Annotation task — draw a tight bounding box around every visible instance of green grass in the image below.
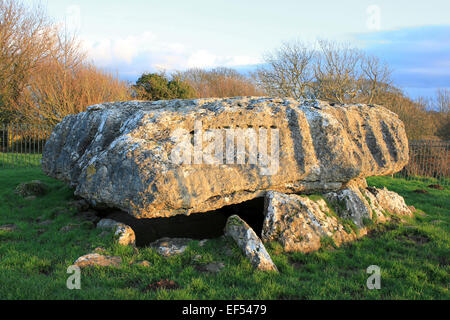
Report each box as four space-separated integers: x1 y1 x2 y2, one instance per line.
0 169 448 300
0 152 42 168
393 173 450 187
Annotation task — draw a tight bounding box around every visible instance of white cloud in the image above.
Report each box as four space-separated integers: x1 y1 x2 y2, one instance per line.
81 32 159 66
65 5 81 32
187 51 260 69
187 50 217 68
79 31 260 79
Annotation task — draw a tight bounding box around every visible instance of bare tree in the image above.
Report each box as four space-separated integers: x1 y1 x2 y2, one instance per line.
0 0 131 125
16 62 130 125
255 38 445 140
0 0 55 122
359 54 392 104
313 39 363 104
436 88 450 114
254 40 386 103
253 41 316 99
15 29 130 125
176 67 262 98
434 88 450 140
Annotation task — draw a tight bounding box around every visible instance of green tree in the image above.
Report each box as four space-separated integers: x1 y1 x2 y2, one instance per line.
134 72 195 101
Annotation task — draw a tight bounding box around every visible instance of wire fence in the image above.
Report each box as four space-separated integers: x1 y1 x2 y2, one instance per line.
394 139 449 186
1 123 53 168
1 123 449 186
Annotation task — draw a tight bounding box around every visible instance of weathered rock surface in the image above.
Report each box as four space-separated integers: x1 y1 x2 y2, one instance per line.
114 223 136 246
42 97 409 219
97 218 120 229
15 180 48 197
150 237 190 256
74 253 122 268
262 191 360 253
262 183 414 253
195 262 225 274
96 218 136 246
0 224 18 232
325 183 413 226
363 187 413 218
135 260 151 267
225 215 278 272
324 179 372 228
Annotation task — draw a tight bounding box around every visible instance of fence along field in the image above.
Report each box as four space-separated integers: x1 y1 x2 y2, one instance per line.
395 139 449 186
0 123 449 186
0 124 53 168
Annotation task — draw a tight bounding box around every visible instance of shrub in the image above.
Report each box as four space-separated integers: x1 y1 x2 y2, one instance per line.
133 73 195 101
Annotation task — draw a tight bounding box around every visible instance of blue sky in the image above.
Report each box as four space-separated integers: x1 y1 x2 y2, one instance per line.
32 0 450 99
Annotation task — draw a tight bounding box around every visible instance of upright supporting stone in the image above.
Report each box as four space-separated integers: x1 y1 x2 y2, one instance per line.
262 191 359 253
225 215 278 272
97 218 135 246
262 184 414 253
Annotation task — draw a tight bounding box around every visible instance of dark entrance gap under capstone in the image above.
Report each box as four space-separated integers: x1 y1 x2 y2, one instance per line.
99 197 266 247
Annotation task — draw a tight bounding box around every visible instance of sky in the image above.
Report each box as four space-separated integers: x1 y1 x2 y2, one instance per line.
29 0 450 99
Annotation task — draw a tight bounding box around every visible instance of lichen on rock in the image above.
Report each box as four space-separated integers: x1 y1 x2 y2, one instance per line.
150 237 191 257
225 215 278 272
42 97 413 257
97 218 135 246
15 180 48 197
74 253 122 268
262 183 413 253
42 97 409 219
262 191 360 253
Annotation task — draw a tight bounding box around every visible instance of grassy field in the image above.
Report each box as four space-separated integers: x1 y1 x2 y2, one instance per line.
0 152 42 168
0 168 448 300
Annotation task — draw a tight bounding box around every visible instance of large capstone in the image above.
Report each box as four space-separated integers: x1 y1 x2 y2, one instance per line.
42 97 409 218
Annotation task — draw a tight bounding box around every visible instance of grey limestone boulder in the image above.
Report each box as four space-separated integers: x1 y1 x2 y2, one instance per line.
225 215 278 272
42 97 409 219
